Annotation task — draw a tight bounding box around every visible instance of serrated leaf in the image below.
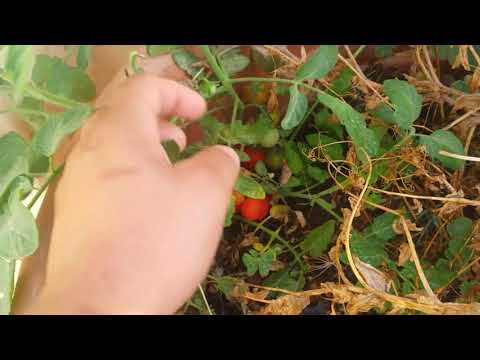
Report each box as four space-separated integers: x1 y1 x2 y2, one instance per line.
281 86 308 130
258 250 275 277
242 252 258 275
374 79 422 130
32 55 95 102
317 92 379 156
32 105 91 157
419 130 465 170
4 45 35 104
234 173 265 199
0 132 31 198
302 220 336 257
0 177 38 261
284 141 304 174
199 115 225 145
296 45 338 81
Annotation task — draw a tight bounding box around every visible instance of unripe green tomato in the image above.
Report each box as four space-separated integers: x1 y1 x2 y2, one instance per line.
265 147 284 171
260 129 280 148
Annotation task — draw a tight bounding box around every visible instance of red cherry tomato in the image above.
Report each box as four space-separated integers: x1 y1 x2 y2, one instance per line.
242 147 265 171
233 191 246 212
240 197 271 221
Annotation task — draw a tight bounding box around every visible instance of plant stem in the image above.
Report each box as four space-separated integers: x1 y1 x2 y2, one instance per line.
199 45 243 108
235 216 306 272
289 100 319 141
27 163 65 210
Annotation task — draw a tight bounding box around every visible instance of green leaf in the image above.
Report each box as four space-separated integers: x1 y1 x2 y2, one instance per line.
374 79 423 130
0 177 38 261
32 55 96 102
284 141 304 174
348 231 388 267
296 45 338 81
306 133 344 161
460 280 480 301
330 67 354 95
4 45 35 104
425 258 455 290
262 266 304 292
32 105 92 157
317 92 379 156
445 217 473 267
242 252 258 275
254 160 268 176
419 130 465 170
0 258 14 314
451 80 469 93
0 132 31 198
199 115 225 145
147 45 182 57
172 49 202 77
281 86 308 130
375 45 394 58
227 116 276 146
224 198 235 228
282 176 303 188
76 45 93 70
215 276 236 297
314 108 344 139
258 250 275 277
234 173 265 199
161 140 182 164
363 212 397 244
219 51 250 75
306 165 329 185
302 220 336 257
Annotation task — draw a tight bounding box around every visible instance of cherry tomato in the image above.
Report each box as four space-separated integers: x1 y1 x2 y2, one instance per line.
233 191 246 212
240 197 271 221
242 147 265 171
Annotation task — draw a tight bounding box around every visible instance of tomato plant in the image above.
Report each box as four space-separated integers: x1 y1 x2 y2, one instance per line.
1 45 480 315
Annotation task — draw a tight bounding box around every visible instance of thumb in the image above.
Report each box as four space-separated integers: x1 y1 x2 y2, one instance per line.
175 145 240 207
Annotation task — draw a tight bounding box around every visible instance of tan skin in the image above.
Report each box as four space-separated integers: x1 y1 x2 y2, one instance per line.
11 47 239 314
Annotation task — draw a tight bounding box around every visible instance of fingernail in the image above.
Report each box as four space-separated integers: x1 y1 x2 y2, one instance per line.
215 145 240 168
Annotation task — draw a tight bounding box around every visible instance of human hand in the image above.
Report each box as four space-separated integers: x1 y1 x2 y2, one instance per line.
14 73 239 314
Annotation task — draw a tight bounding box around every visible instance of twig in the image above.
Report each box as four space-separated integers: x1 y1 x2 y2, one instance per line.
198 284 213 315
343 149 372 290
199 45 243 108
369 187 480 207
438 150 480 163
442 105 480 130
337 54 393 109
422 45 441 85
